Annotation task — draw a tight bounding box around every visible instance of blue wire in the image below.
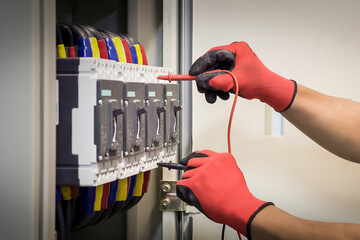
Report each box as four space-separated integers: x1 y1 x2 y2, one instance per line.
56 187 62 202
130 46 138 64
104 37 119 62
108 180 118 204
127 175 138 199
80 187 95 215
77 37 93 57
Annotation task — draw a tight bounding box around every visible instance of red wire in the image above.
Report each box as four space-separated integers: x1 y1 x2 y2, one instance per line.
210 70 239 154
215 70 241 240
161 70 239 153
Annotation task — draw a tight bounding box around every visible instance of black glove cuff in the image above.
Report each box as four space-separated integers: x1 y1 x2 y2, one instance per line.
281 80 297 112
246 202 275 240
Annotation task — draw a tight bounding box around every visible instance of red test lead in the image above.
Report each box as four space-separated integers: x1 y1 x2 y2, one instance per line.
157 69 239 154
157 74 196 82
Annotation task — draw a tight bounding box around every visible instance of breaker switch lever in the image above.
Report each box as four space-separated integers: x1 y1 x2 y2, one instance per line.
174 106 182 112
113 108 124 116
157 107 165 114
137 108 146 115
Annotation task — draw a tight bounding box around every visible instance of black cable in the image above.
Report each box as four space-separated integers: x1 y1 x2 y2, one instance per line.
56 202 66 240
59 24 74 47
56 21 63 45
118 33 132 46
100 30 119 39
62 200 72 238
82 24 103 40
62 23 86 48
222 224 226 240
98 30 109 39
74 23 94 38
189 216 193 240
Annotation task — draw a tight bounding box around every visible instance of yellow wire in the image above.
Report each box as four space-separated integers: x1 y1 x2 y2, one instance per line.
60 186 72 200
133 172 144 197
94 185 103 211
112 37 127 62
57 44 66 58
134 44 143 65
116 178 128 201
89 37 100 58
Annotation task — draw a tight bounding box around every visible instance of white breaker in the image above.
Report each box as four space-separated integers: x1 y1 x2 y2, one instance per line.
56 57 180 186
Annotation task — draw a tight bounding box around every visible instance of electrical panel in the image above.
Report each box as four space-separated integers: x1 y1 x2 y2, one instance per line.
56 57 180 186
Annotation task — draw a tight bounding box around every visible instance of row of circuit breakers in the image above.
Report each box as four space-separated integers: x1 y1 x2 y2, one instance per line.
56 23 181 188
55 23 181 238
57 58 180 186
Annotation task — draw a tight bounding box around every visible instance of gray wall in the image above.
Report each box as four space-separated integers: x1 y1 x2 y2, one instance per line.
0 0 51 239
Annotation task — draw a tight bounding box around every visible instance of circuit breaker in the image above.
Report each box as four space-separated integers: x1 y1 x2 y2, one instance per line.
121 82 146 178
164 84 182 162
145 83 166 168
94 80 124 168
56 57 178 186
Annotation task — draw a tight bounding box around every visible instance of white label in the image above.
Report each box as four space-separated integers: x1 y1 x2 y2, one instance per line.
127 91 136 97
101 89 112 96
56 80 59 125
167 91 173 97
149 91 156 97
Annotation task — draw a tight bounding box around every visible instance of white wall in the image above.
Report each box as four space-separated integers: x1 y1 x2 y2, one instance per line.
192 0 360 239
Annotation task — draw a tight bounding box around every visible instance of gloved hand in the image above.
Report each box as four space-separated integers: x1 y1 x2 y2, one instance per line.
176 150 274 238
189 41 297 112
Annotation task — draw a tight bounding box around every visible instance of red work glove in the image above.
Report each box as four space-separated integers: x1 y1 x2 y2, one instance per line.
176 150 273 238
190 41 297 112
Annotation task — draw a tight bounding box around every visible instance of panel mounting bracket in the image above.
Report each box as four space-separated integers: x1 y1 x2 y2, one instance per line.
159 180 186 212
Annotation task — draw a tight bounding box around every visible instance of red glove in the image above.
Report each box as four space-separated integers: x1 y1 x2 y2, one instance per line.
176 150 273 238
190 41 297 112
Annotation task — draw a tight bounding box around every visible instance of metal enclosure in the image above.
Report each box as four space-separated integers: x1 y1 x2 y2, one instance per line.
0 0 56 239
0 0 188 239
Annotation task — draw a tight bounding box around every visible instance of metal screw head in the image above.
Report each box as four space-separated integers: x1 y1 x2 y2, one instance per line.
98 99 103 105
162 198 170 207
161 183 171 193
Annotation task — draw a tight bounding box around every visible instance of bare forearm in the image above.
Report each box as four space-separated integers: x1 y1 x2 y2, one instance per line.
282 84 360 163
251 206 360 240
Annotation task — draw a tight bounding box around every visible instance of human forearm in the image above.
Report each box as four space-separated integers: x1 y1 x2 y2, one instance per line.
251 205 360 240
282 84 360 163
